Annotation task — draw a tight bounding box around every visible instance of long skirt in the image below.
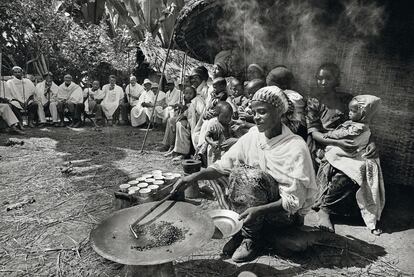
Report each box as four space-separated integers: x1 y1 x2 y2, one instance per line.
162 117 177 147
312 160 360 217
173 120 191 154
206 164 299 239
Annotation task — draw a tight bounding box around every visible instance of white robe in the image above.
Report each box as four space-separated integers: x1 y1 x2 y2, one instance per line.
34 81 59 123
164 88 181 119
325 129 385 230
83 88 105 113
35 81 59 105
126 83 145 107
0 81 10 99
173 96 205 153
196 81 213 102
130 90 166 127
6 77 36 109
211 125 318 216
57 82 83 104
101 84 123 118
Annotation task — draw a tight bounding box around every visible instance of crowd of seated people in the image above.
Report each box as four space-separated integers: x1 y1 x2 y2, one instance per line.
0 62 385 241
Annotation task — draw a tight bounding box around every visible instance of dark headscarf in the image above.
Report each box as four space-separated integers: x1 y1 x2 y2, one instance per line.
190 66 209 82
266 66 294 90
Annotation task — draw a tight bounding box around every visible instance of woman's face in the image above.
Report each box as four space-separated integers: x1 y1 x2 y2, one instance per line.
183 87 196 102
251 101 281 133
213 64 224 78
190 75 202 88
247 67 261 81
316 69 337 93
348 100 363 122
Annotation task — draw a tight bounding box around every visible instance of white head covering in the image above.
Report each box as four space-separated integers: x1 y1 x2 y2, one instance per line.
143 79 151 85
12 66 22 71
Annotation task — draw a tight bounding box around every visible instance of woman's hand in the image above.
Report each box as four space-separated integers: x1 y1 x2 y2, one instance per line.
333 139 358 152
363 142 379 159
172 175 192 194
239 207 263 226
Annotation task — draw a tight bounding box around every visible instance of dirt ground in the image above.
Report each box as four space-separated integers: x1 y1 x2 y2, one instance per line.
0 125 413 277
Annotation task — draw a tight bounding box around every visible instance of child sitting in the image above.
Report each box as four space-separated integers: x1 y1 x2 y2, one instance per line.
196 101 237 166
227 78 247 107
323 94 385 235
203 77 230 120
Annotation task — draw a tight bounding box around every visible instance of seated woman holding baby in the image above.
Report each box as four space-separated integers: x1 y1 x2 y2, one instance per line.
306 63 384 235
174 86 317 263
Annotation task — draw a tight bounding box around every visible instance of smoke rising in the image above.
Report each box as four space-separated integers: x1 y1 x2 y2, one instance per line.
215 0 386 91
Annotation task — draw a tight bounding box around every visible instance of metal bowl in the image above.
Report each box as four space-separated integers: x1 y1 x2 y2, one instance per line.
90 201 214 265
207 209 243 239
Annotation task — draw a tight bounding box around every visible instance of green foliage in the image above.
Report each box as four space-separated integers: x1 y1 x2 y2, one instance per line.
0 0 136 82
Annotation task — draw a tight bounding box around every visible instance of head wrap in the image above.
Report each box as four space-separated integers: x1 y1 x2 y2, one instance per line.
151 82 159 89
130 76 137 81
214 50 233 77
266 67 294 89
248 64 264 75
245 79 266 95
143 79 151 85
12 66 22 72
352 95 381 123
252 86 290 114
190 66 209 81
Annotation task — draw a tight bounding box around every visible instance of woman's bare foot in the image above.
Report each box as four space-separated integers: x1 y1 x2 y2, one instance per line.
317 210 335 233
164 148 174 157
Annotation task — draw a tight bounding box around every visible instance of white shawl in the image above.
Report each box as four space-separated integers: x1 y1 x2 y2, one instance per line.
211 125 317 215
126 83 145 106
35 81 59 105
57 82 83 104
6 77 36 109
166 88 181 106
325 132 385 230
101 84 124 117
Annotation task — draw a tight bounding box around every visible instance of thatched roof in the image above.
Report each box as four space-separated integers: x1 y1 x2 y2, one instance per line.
138 36 214 80
174 0 222 63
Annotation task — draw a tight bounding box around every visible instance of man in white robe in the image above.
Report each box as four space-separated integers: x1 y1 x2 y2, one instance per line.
5 66 37 128
123 76 144 125
53 74 84 127
83 80 105 115
34 72 59 126
130 80 165 127
163 79 181 121
96 75 124 126
0 103 25 135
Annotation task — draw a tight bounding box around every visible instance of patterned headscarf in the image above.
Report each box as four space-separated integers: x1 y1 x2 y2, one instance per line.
352 94 381 123
252 86 290 114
